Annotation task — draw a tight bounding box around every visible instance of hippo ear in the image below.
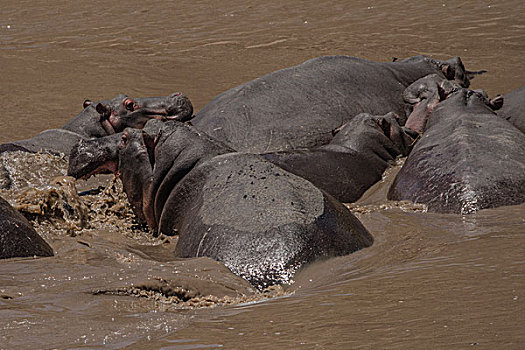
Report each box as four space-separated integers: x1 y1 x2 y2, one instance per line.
489 95 504 111
332 124 345 136
83 99 93 109
142 130 155 151
142 131 157 167
170 92 182 98
96 103 110 116
375 117 392 139
440 63 455 80
437 83 447 101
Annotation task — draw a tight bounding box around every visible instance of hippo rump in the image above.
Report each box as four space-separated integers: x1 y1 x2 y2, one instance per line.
68 121 373 290
192 55 484 153
497 85 525 133
262 112 416 203
0 196 53 259
388 87 525 214
1 93 193 157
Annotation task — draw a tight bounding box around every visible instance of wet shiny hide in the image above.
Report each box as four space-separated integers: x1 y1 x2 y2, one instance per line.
1 1 524 348
192 55 473 153
389 89 525 213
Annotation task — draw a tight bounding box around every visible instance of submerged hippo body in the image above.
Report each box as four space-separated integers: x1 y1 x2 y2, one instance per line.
262 113 416 203
193 55 481 153
68 121 373 289
497 85 525 133
0 196 54 259
388 88 525 214
8 129 86 155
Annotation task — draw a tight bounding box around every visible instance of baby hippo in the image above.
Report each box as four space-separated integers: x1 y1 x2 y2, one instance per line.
262 112 416 203
68 121 373 290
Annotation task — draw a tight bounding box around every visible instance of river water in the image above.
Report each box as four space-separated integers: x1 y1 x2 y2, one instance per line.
1 0 524 349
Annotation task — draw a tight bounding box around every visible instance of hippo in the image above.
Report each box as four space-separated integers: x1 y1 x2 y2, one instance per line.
0 196 54 259
497 85 525 133
68 121 373 290
262 112 416 203
1 93 193 157
192 55 484 153
62 94 130 139
1 95 128 156
388 86 525 214
90 92 194 136
4 129 88 155
403 74 502 134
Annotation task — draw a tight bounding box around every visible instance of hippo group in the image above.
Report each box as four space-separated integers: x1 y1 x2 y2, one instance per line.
68 120 373 289
2 54 524 290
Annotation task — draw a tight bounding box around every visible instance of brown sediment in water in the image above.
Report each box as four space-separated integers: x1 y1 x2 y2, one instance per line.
1 1 524 348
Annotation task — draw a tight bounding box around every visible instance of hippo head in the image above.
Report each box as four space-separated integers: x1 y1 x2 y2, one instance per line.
96 92 194 135
468 89 504 110
429 56 486 88
403 74 463 134
331 112 416 161
424 88 504 130
402 74 503 135
67 134 121 180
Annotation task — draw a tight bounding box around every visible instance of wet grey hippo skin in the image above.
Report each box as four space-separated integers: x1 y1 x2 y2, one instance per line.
388 87 525 214
497 85 525 133
90 92 194 136
7 129 90 155
68 121 373 290
403 74 502 134
262 113 416 203
0 196 54 259
192 55 484 153
1 93 193 156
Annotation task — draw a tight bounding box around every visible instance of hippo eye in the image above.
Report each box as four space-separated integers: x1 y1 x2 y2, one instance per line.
124 98 136 112
121 134 128 147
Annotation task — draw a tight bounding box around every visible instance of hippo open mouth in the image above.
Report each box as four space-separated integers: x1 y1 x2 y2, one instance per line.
67 135 121 180
79 160 119 180
97 93 194 136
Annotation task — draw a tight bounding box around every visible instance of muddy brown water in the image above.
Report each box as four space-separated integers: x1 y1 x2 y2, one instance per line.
1 0 524 349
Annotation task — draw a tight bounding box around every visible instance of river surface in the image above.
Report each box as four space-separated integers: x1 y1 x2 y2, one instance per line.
1 0 524 349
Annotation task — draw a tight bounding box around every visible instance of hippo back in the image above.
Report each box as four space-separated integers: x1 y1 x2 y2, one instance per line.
193 55 451 153
389 90 525 214
0 196 54 259
159 153 373 289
